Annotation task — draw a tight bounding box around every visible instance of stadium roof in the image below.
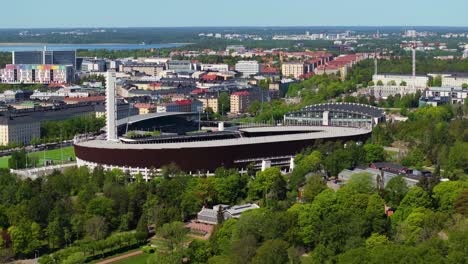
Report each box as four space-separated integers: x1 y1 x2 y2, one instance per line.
116 112 197 127
77 126 371 150
294 103 384 118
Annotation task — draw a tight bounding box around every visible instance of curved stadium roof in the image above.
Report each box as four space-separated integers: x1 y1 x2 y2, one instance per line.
293 102 384 118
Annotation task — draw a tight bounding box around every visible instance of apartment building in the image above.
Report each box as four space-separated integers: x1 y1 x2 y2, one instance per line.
198 94 219 113
230 91 250 114
121 63 165 76
281 62 306 78
1 64 74 84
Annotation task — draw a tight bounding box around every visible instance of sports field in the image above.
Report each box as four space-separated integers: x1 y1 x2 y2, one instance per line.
0 146 75 169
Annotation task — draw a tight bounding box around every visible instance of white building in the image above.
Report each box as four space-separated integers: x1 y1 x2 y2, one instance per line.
200 64 229 72
422 87 467 104
235 61 260 77
432 74 468 87
372 74 429 88
368 85 422 99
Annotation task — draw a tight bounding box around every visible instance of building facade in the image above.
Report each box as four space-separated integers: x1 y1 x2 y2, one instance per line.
284 102 385 129
281 62 306 78
419 87 467 106
12 50 76 68
1 64 74 84
372 74 429 88
200 64 229 72
235 61 260 77
230 91 250 114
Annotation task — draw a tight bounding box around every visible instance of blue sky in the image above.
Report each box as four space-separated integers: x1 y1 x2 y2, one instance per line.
2 0 467 28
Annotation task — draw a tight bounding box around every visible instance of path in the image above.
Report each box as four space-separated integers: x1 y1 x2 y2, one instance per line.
95 250 143 264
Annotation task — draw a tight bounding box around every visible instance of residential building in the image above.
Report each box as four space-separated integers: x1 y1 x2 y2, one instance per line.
81 59 106 72
281 62 306 78
167 60 192 72
230 91 250 114
0 103 98 145
121 63 165 76
235 61 260 77
134 103 156 115
198 94 219 113
200 64 229 72
419 87 467 106
1 64 74 84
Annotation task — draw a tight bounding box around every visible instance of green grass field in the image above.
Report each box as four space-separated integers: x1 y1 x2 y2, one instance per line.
112 253 149 264
0 146 75 169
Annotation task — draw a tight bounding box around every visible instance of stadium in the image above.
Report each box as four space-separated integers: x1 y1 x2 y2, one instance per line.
74 72 385 178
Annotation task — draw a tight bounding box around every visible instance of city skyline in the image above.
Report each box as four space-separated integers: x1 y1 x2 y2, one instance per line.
1 0 468 28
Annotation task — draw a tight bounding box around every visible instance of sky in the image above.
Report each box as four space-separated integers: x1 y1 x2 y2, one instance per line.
1 0 467 28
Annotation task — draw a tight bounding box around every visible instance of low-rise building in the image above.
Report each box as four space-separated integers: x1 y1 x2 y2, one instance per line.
372 74 429 88
134 103 157 115
120 63 165 76
200 64 229 72
197 203 259 225
419 87 467 106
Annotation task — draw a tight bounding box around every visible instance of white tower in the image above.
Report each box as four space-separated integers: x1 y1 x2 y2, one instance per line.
412 43 416 89
106 70 118 142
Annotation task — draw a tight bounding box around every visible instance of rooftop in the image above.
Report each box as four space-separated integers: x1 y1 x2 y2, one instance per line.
293 102 385 118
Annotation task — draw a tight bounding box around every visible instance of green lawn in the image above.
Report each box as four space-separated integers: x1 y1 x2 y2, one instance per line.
0 146 76 169
112 253 149 264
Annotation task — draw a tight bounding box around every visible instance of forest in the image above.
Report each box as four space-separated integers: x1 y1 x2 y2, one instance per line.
0 102 466 263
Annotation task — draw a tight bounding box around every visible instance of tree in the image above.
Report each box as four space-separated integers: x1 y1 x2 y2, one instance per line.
454 189 468 216
384 176 409 208
365 233 388 249
8 150 32 169
86 196 115 221
248 167 287 203
218 92 230 115
187 240 212 264
364 144 385 163
157 221 188 251
85 216 108 240
344 172 376 194
302 175 327 203
400 81 407 86
376 80 384 86
432 181 468 214
251 239 290 264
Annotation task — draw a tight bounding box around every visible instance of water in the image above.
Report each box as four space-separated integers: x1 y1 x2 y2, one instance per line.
0 43 187 52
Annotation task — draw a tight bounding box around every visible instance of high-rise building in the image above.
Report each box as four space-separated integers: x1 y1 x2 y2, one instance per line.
12 50 76 68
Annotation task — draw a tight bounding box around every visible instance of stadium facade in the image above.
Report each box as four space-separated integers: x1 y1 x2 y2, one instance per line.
74 72 385 178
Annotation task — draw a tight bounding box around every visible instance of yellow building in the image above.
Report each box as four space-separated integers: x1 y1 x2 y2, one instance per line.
230 91 250 114
134 103 157 115
200 96 219 113
0 120 41 146
281 62 305 78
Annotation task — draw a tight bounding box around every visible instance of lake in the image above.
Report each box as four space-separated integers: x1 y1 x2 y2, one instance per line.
0 43 187 52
